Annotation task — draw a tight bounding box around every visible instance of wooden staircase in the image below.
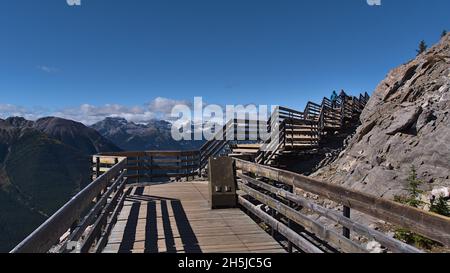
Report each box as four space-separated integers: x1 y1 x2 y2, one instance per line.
199 91 369 170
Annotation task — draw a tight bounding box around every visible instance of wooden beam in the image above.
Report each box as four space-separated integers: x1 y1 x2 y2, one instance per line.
237 172 421 253
235 159 450 247
238 182 366 253
238 196 324 253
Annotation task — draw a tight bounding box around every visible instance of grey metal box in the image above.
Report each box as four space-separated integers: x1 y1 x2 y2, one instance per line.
208 157 237 209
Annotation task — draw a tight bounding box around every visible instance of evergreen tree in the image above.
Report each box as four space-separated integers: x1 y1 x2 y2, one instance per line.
406 166 423 208
416 40 427 55
442 30 447 38
430 197 450 217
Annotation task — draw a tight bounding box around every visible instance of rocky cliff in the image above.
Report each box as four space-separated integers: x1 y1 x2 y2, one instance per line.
313 34 450 200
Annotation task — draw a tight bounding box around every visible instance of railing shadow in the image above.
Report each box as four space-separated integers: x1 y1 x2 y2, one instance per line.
118 186 202 253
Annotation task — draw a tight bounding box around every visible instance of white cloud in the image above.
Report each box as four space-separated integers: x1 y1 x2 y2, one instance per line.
53 103 157 125
36 65 59 73
147 97 192 115
0 97 192 125
0 104 48 120
0 98 270 127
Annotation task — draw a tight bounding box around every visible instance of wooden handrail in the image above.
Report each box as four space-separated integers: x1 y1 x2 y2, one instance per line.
237 172 422 253
238 182 367 253
235 159 450 247
11 158 128 253
238 196 324 253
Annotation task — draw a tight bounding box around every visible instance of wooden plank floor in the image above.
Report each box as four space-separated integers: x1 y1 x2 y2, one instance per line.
103 181 286 253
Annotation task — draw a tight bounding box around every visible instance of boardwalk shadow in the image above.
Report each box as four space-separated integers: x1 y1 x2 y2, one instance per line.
118 186 202 253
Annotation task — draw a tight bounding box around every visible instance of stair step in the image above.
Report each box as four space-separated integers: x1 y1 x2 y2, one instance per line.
283 129 318 132
229 154 254 160
282 144 320 150
284 136 319 140
323 125 341 129
231 149 259 154
232 144 262 149
284 126 319 130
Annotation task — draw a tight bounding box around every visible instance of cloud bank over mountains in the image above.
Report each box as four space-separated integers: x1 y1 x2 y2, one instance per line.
0 97 192 125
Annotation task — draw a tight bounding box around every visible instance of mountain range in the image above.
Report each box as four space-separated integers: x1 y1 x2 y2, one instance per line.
0 116 120 252
91 117 204 151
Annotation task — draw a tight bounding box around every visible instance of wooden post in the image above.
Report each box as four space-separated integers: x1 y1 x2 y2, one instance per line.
343 206 351 239
270 180 276 238
136 156 140 184
95 157 100 180
191 155 195 181
188 155 191 181
289 113 294 149
199 153 202 179
288 185 293 253
150 156 153 182
177 155 180 182
114 157 119 180
185 155 188 181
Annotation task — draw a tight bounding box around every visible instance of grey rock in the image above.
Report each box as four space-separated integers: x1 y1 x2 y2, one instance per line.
385 106 422 135
312 33 450 199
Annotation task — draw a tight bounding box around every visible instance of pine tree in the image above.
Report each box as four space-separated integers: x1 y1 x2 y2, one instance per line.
416 40 427 55
406 166 423 208
442 30 448 38
430 197 450 217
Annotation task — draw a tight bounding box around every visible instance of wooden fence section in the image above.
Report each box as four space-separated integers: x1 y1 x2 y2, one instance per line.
233 158 450 253
95 151 201 183
91 155 126 180
198 118 268 169
11 159 128 253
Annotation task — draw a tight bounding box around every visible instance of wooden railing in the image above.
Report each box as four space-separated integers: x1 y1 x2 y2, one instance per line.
11 158 128 253
198 118 268 170
94 151 201 183
232 158 450 253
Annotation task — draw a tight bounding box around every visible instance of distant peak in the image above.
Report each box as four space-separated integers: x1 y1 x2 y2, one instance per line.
101 117 130 124
104 116 128 122
5 116 32 127
35 116 84 127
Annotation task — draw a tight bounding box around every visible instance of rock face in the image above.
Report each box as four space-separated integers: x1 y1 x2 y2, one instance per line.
313 34 450 199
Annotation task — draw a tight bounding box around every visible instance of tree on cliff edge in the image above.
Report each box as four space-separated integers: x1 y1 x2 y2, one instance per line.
442 30 448 38
416 40 427 55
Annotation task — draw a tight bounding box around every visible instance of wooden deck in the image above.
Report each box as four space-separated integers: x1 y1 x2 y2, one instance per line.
103 181 286 253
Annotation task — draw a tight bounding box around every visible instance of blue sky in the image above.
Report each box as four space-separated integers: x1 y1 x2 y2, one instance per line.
0 0 449 124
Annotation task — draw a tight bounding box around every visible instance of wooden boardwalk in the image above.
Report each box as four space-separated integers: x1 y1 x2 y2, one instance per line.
103 181 286 253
